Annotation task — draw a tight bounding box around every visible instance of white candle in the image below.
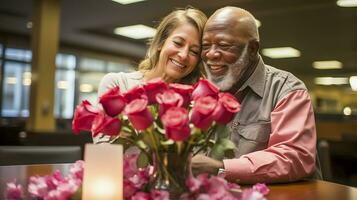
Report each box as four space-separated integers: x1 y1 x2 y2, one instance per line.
82 144 123 200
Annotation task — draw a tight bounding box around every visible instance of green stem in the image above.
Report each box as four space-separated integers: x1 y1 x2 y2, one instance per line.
147 127 181 189
111 134 152 163
193 126 216 156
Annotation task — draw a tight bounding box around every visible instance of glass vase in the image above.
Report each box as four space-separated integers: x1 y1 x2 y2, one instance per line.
151 150 191 198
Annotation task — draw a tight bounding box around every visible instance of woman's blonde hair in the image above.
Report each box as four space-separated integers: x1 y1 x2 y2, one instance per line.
138 7 207 84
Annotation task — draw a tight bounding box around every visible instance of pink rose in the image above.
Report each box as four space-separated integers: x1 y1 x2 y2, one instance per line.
241 189 265 200
253 183 270 195
123 180 139 198
132 192 150 200
206 176 231 199
156 90 184 116
169 83 194 107
5 181 24 200
69 160 84 181
124 153 139 178
28 176 48 198
91 111 121 137
190 96 217 130
143 78 168 104
99 86 126 117
72 100 99 134
161 107 190 141
124 98 153 131
192 79 219 100
186 176 202 193
151 190 170 200
123 85 147 103
212 92 241 124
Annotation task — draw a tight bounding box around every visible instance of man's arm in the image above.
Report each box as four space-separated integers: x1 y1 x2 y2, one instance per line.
223 89 316 183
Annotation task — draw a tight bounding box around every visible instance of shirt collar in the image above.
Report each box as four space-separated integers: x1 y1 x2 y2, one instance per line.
237 56 265 97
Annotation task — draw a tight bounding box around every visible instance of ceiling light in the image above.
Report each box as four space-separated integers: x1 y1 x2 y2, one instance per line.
80 84 94 93
114 24 156 39
111 0 146 5
23 78 31 86
343 107 352 116
312 60 343 69
349 76 357 91
6 77 17 84
261 47 301 59
23 72 31 79
337 0 357 7
26 21 33 29
255 19 261 28
57 81 68 89
314 77 349 85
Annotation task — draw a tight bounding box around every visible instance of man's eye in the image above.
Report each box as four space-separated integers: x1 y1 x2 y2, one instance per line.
218 44 231 50
202 44 211 50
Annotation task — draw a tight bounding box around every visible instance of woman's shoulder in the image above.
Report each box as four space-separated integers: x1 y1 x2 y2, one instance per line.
98 71 143 95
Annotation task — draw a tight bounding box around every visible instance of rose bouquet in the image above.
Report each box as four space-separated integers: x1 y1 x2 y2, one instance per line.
3 78 271 200
72 78 247 198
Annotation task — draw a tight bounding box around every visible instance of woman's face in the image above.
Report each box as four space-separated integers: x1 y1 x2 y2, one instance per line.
157 23 201 81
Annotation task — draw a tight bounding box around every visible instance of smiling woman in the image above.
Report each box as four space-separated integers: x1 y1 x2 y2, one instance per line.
94 7 207 143
138 7 207 84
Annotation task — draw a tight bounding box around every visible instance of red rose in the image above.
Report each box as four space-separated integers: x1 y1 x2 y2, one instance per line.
124 98 154 131
212 92 241 124
191 79 219 101
99 86 126 117
190 96 218 130
91 111 121 137
161 107 190 141
169 83 194 107
124 85 147 103
143 78 168 104
156 90 183 116
72 100 100 134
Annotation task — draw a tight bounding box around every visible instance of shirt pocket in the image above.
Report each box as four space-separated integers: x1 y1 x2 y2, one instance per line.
231 121 271 157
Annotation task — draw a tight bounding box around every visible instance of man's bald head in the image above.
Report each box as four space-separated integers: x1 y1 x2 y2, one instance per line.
201 7 261 92
208 6 259 42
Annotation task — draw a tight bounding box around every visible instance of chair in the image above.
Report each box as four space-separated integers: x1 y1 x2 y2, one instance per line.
0 146 81 166
317 140 332 180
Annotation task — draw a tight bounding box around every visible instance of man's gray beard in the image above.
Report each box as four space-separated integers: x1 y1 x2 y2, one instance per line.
204 45 249 91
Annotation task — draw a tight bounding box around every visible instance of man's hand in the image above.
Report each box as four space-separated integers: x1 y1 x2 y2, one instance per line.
191 154 224 176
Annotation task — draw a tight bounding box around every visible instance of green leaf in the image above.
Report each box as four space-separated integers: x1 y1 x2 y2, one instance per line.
137 151 150 168
111 137 130 150
209 138 236 160
70 186 82 200
122 126 132 133
136 140 148 150
160 139 174 146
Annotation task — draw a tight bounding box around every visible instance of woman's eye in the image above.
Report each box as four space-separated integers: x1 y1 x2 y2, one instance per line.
173 41 182 46
190 50 199 55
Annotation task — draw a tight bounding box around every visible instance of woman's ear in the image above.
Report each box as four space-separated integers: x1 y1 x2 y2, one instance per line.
157 45 162 51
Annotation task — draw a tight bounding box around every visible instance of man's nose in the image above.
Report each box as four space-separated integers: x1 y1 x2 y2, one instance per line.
204 46 220 60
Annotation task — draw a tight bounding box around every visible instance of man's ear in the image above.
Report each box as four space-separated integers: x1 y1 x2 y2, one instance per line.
248 39 260 58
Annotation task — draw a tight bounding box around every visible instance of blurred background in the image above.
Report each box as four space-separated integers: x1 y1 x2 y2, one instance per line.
0 0 356 186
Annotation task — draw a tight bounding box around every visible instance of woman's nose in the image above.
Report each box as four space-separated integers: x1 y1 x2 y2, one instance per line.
177 47 189 60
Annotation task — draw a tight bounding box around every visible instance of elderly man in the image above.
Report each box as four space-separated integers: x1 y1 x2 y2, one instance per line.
192 7 319 183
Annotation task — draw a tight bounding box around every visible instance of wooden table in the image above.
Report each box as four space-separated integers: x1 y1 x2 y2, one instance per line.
1 164 356 199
